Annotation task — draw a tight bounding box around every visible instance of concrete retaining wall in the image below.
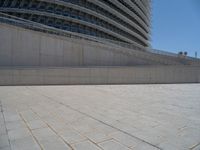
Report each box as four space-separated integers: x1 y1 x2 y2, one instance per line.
0 66 199 85
0 23 192 67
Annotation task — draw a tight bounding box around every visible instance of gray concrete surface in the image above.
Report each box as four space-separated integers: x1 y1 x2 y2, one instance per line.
0 66 200 85
1 23 197 67
0 84 200 150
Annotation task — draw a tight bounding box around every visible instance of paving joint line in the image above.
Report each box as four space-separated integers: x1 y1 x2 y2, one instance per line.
26 87 163 150
111 138 133 149
18 111 44 150
30 107 75 150
97 138 114 145
0 100 12 150
61 102 162 150
30 106 106 150
190 142 200 150
86 138 105 150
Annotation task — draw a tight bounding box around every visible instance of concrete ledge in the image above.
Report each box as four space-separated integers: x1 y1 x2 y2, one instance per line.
0 66 199 85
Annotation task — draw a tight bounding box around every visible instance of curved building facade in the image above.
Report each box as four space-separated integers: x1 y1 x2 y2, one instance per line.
0 0 151 47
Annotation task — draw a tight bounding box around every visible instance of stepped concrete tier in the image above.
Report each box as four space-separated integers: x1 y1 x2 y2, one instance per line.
0 15 200 85
0 0 151 47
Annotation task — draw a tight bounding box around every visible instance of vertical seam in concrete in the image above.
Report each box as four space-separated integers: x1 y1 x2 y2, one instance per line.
62 39 64 66
11 29 14 66
82 40 84 65
39 35 41 66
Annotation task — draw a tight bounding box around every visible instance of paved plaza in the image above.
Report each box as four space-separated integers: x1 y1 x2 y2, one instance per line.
0 84 200 150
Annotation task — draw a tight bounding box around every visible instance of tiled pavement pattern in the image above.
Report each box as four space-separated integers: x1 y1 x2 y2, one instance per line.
0 84 200 150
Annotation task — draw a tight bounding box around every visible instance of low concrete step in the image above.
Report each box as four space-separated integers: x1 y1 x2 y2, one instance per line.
0 66 199 85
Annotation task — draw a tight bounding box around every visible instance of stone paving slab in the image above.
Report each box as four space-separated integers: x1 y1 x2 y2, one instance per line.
72 140 101 150
10 136 40 150
98 139 131 150
0 134 10 149
0 84 200 150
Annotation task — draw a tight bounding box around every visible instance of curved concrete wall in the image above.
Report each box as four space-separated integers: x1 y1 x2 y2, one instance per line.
0 0 151 47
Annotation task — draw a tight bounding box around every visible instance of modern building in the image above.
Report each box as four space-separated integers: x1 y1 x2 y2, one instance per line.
0 0 151 47
0 0 200 85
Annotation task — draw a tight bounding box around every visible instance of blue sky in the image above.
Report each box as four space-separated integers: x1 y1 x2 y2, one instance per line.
151 0 200 57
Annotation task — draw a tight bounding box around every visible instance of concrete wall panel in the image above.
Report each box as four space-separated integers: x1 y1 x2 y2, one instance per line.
2 23 197 67
0 25 12 66
0 66 199 85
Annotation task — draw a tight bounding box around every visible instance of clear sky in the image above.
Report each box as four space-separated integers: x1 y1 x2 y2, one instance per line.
151 0 200 57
